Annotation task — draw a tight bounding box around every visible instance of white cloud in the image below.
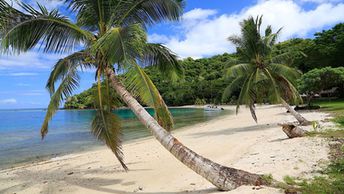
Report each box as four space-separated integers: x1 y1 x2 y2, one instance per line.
151 0 344 58
4 0 63 11
298 0 342 3
30 0 64 10
16 83 31 86
8 72 38 76
21 90 45 96
183 8 217 21
0 51 65 70
22 92 43 96
0 98 17 104
148 34 171 43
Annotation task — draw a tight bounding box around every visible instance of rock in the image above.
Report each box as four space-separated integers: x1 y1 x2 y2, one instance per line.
190 183 196 185
67 172 74 175
138 186 143 191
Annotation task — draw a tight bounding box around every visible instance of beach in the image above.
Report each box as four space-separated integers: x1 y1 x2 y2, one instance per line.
0 105 334 194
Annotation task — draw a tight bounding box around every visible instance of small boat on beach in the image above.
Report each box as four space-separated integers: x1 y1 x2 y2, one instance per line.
204 105 224 111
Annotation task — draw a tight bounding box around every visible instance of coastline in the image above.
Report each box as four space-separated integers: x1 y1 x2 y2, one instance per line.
0 105 335 194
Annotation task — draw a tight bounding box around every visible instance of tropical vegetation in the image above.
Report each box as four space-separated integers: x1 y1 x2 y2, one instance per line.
223 15 309 125
298 67 344 106
69 23 344 109
0 0 274 191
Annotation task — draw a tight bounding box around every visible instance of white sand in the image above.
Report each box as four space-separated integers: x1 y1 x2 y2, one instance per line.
0 105 334 194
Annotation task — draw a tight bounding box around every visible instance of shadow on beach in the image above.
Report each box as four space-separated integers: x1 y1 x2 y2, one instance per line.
189 123 278 138
0 161 219 194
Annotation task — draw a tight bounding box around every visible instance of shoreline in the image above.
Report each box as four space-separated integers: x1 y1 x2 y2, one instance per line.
0 105 335 194
0 106 231 171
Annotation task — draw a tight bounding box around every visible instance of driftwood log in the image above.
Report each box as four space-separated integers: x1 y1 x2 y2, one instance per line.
278 121 307 138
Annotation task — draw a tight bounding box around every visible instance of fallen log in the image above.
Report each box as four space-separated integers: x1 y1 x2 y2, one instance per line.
278 121 307 138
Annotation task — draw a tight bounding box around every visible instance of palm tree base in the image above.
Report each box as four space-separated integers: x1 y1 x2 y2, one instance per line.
278 122 307 138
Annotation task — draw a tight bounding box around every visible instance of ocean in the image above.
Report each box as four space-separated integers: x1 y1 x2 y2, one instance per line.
0 108 230 169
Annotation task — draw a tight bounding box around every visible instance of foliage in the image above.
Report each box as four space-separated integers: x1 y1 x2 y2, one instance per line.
224 15 302 122
65 53 236 107
312 99 344 127
273 23 344 72
64 83 124 109
194 98 207 105
282 142 344 194
0 0 184 169
298 67 344 98
148 54 236 106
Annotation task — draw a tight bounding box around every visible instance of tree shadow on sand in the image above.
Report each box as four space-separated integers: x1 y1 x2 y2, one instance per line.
0 161 219 194
189 123 277 138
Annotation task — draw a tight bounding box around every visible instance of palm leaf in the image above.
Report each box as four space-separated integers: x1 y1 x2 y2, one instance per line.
0 1 93 54
91 109 127 170
91 24 146 66
125 62 173 131
91 79 127 170
141 43 182 80
117 0 184 28
222 77 244 102
41 66 80 139
46 51 94 95
268 63 301 85
226 63 254 78
69 0 183 31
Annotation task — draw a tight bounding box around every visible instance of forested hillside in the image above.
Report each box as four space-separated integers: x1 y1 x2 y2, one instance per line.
64 23 344 109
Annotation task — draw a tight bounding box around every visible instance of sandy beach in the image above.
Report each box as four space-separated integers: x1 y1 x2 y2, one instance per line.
0 105 335 194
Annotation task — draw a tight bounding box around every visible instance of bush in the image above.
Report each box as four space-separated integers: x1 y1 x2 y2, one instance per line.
194 98 207 105
298 67 344 104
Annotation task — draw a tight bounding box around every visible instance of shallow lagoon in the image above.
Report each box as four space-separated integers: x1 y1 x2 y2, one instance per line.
0 108 230 169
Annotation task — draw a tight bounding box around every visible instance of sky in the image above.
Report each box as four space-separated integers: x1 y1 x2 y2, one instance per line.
0 0 344 109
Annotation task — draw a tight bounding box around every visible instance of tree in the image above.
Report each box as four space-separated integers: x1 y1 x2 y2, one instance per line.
223 16 310 125
314 23 344 68
272 23 344 73
0 1 275 191
298 67 344 104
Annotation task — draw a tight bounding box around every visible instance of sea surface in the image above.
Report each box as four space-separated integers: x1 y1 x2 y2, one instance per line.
0 108 230 169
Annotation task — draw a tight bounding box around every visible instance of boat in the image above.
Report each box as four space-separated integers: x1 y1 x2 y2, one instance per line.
204 105 223 111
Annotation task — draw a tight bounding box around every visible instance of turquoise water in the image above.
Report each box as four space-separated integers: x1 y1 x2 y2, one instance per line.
0 108 230 169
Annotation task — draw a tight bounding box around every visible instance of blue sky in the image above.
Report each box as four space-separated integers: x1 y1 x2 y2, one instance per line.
0 0 344 109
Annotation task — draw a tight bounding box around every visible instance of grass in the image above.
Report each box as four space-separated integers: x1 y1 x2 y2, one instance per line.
281 140 344 194
280 99 344 193
313 99 344 127
307 129 344 138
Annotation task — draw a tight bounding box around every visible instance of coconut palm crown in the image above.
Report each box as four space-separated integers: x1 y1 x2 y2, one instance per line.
223 16 303 122
0 0 184 170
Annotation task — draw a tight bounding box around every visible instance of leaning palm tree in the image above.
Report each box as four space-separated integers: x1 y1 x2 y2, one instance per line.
0 1 278 191
223 16 310 126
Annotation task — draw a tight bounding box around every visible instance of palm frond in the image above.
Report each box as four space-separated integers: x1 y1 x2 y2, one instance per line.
273 73 303 105
262 68 282 103
125 62 173 130
69 0 183 31
91 109 127 170
249 104 257 123
141 43 182 80
226 63 254 78
116 0 184 28
221 77 244 102
268 63 301 85
0 1 93 54
46 51 94 95
91 24 146 66
41 66 80 139
236 71 256 115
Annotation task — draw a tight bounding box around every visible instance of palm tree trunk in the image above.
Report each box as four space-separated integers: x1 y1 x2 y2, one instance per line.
105 68 272 191
281 100 311 126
